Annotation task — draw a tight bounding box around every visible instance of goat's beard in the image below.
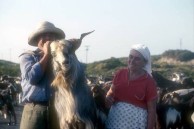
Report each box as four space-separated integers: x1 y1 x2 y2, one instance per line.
51 72 74 89
51 65 75 90
51 71 68 89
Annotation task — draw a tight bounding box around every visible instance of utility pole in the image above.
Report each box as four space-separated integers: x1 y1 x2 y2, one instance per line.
180 38 182 50
10 48 12 62
1 53 3 60
85 45 89 64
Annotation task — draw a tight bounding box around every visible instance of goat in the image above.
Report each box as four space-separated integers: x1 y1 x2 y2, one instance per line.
49 31 105 129
0 90 17 126
157 102 194 129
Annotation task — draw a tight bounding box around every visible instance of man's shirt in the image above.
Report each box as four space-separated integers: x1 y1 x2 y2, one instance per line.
19 49 51 103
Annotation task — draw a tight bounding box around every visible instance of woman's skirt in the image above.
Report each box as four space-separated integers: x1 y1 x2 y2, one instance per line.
105 102 147 129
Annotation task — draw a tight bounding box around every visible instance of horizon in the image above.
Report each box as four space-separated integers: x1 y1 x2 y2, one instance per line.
1 48 193 64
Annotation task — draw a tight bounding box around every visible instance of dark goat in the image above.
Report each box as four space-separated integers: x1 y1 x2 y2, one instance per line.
152 71 182 90
0 90 17 125
157 102 194 129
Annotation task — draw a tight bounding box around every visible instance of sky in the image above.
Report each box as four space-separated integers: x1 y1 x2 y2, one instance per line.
0 0 193 63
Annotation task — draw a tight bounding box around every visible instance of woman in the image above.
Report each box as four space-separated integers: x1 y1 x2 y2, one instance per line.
105 44 157 129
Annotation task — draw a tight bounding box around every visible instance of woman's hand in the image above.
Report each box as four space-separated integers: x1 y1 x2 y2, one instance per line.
105 95 114 108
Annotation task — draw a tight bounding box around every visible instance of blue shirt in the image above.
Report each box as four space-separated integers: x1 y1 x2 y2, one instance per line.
19 49 51 103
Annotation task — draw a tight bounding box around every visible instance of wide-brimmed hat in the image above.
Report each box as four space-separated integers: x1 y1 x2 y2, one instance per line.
28 21 65 46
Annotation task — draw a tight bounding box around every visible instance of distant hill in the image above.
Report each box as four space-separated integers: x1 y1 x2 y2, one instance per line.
86 57 127 77
86 49 194 78
161 49 194 61
155 49 194 65
0 49 193 78
0 60 20 77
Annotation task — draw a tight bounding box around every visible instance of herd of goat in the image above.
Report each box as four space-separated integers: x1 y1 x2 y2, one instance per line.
1 31 194 129
0 75 21 125
0 72 194 129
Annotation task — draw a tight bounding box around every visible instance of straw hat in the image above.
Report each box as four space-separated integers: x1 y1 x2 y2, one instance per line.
28 21 65 46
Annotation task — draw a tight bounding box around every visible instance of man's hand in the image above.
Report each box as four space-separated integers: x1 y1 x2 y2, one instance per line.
38 39 51 55
42 41 51 55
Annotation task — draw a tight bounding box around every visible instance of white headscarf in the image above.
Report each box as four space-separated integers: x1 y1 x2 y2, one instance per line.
131 44 152 76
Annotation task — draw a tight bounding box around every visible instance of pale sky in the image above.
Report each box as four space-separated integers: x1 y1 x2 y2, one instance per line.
0 0 193 63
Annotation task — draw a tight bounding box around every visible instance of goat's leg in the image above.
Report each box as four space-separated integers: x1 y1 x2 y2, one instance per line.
4 105 11 125
7 111 12 125
12 110 17 125
10 104 17 125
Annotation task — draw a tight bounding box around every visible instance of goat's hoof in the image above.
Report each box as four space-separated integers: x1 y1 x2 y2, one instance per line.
7 122 11 126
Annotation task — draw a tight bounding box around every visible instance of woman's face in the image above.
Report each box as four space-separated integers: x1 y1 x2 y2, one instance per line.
128 49 146 71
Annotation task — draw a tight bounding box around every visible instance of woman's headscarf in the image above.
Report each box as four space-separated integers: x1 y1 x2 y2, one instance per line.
131 44 152 76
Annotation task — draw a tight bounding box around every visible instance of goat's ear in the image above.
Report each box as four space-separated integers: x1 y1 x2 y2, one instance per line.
67 39 81 52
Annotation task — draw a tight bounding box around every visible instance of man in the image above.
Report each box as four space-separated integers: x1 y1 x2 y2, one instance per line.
19 21 65 129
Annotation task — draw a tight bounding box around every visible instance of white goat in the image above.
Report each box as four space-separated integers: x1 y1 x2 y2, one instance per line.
49 31 105 129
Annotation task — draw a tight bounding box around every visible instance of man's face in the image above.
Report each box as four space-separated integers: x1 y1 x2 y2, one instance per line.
37 33 56 49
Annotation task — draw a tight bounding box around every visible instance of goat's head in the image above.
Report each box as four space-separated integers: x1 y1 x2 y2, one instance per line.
49 30 94 88
50 30 94 72
50 39 75 73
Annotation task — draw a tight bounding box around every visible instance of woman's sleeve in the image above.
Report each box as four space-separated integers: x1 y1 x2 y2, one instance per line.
146 77 158 101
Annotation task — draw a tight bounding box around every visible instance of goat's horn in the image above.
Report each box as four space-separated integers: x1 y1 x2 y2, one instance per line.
74 30 95 51
80 30 95 40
